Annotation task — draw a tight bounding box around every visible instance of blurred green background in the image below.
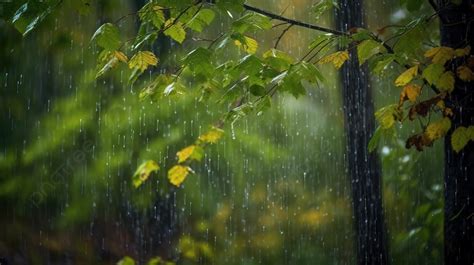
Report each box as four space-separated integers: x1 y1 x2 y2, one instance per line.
0 0 443 264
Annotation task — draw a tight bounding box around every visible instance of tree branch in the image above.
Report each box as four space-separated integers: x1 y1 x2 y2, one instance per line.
242 4 347 36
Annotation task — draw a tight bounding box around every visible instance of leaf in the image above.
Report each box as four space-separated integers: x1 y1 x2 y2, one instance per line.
395 65 419 86
422 63 444 85
375 104 401 129
183 47 214 76
164 20 186 43
451 126 473 152
128 51 158 72
437 71 455 92
232 12 272 33
263 49 294 71
234 35 258 54
168 165 191 187
357 39 386 65
457 66 474 81
313 0 338 19
370 54 395 76
424 46 454 65
132 160 160 188
318 50 349 69
454 46 471 57
425 117 451 141
199 127 224 143
177 145 204 163
114 51 128 63
368 126 382 152
139 2 166 29
91 23 121 51
400 84 421 104
187 8 215 32
117 256 136 265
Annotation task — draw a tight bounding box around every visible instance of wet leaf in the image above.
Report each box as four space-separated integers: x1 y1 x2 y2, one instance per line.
437 71 455 92
168 165 191 187
139 2 166 29
187 8 215 32
395 65 418 86
456 66 474 81
177 145 204 163
234 35 258 54
318 50 349 69
114 51 128 63
451 126 473 152
117 256 135 265
132 160 160 188
199 127 224 143
425 117 451 141
164 20 186 43
424 46 454 65
454 46 471 57
91 23 121 51
422 63 444 85
375 104 401 129
129 51 158 72
357 39 386 65
400 84 421 104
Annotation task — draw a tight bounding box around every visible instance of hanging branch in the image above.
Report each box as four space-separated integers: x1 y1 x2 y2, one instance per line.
242 4 347 36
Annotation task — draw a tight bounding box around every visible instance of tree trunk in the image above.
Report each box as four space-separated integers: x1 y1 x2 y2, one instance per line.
335 1 389 264
438 1 474 264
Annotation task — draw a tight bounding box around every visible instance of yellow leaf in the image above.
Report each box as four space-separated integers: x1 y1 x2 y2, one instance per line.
424 46 454 65
318 50 349 69
234 36 258 54
132 160 160 188
168 165 190 187
395 65 419 87
198 127 224 144
425 117 451 141
114 51 128 63
128 51 158 71
437 71 455 92
176 145 203 163
400 84 421 103
454 46 471 57
451 126 471 152
457 66 474 81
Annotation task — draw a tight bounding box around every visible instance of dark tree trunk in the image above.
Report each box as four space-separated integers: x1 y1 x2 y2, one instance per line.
438 1 474 264
335 1 389 264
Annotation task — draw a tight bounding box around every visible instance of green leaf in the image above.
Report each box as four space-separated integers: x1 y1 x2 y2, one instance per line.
357 39 386 65
263 49 294 71
232 12 272 33
138 2 166 29
370 54 396 76
375 104 401 129
118 257 135 265
164 20 186 43
139 74 174 101
422 63 444 85
313 0 338 19
132 160 160 188
437 71 455 93
187 8 215 32
368 126 382 152
91 23 121 51
183 47 214 76
215 0 245 13
451 126 473 152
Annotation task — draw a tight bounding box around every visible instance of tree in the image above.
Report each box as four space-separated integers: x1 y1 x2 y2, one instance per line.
335 1 389 264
